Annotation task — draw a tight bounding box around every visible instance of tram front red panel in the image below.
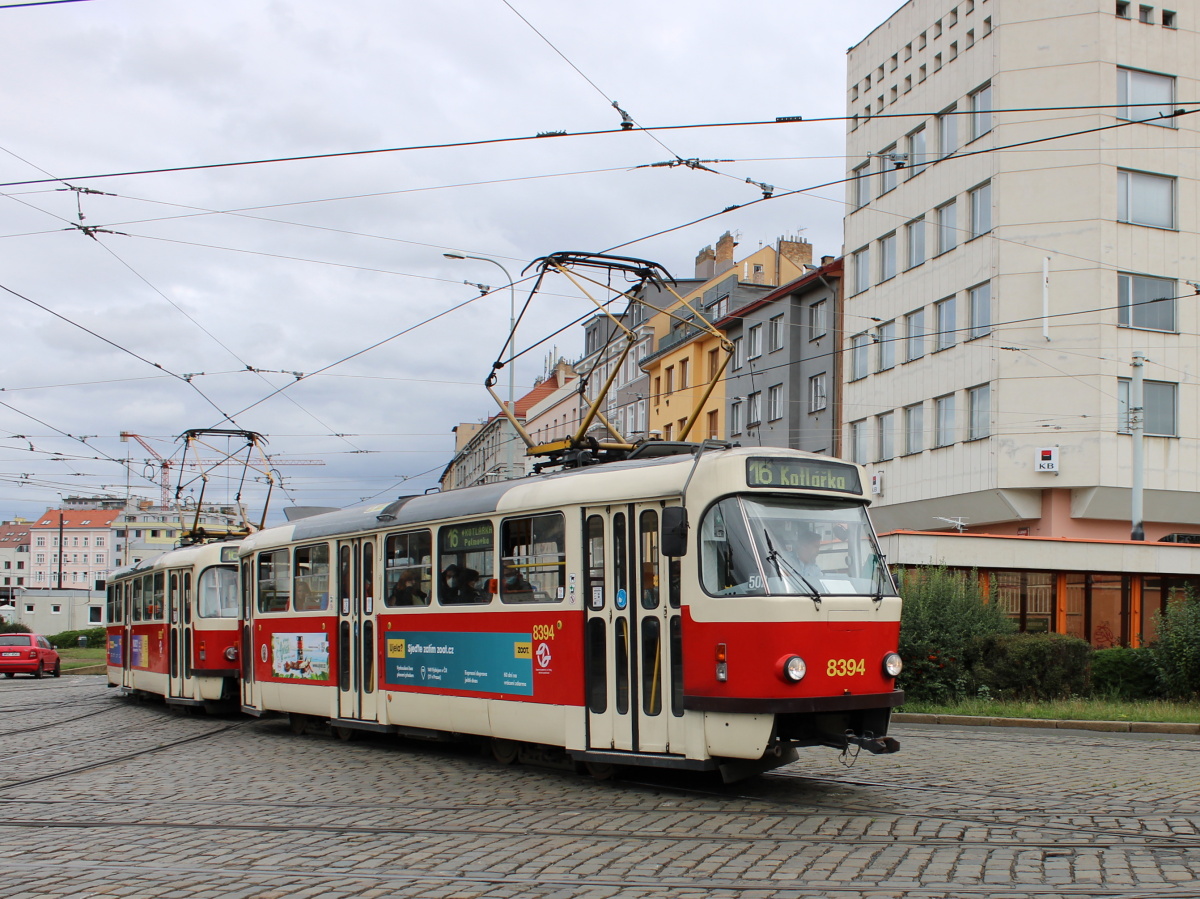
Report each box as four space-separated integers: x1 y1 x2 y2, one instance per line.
190 627 239 674
378 610 585 706
682 607 900 700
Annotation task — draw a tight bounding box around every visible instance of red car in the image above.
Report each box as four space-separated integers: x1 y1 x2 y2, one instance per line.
0 633 61 678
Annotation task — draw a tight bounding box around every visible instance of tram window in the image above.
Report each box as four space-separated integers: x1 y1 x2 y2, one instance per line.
639 510 660 609
585 515 604 611
668 557 681 609
500 513 565 603
257 549 291 613
614 512 627 602
241 560 252 619
669 616 684 717
293 543 330 611
183 572 192 625
614 617 630 715
362 619 374 693
151 573 165 621
131 577 142 621
641 618 662 715
384 530 432 607
169 573 179 624
198 567 239 618
362 541 374 615
437 521 493 605
586 618 607 713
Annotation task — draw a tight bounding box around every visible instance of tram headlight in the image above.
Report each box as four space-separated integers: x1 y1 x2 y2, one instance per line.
781 655 807 683
883 652 903 678
224 646 238 662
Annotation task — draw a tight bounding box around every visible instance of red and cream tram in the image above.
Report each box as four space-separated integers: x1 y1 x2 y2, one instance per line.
106 540 242 709
237 444 903 779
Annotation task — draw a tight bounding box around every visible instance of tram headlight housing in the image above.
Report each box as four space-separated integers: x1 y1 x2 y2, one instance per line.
224 646 238 662
780 655 807 683
883 652 903 678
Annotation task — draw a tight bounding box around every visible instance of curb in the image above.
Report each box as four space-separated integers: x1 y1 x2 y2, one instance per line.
893 712 1200 736
63 664 107 676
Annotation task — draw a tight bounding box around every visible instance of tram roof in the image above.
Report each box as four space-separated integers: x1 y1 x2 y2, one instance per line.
240 446 867 553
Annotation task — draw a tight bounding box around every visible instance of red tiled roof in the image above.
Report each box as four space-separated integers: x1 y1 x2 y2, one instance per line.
31 509 122 529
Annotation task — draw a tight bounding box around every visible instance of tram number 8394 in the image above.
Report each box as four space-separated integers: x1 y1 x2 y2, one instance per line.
826 658 866 677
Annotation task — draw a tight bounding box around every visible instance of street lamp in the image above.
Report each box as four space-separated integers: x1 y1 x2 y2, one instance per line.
444 253 519 478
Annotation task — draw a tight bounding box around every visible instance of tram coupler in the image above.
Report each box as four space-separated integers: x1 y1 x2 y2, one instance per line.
844 731 900 754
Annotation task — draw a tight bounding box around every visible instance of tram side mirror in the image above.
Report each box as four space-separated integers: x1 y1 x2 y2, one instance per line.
661 506 689 557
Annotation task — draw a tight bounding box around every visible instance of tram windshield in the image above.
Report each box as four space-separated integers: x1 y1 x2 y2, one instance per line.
197 566 239 618
699 495 894 598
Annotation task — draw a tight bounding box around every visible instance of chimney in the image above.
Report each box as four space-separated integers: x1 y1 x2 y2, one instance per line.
778 237 813 270
694 244 716 280
821 255 835 266
715 232 737 274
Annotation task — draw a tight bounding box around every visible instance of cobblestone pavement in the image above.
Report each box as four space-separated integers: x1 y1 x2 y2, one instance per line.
1 677 1198 898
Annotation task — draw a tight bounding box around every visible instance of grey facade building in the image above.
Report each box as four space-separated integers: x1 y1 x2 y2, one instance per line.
717 257 844 455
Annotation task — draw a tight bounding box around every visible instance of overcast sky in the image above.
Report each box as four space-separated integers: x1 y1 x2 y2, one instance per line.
0 0 903 524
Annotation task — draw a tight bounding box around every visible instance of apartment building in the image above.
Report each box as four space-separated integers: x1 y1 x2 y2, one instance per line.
844 0 1200 540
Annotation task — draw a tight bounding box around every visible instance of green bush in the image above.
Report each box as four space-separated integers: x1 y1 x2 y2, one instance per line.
972 632 1093 700
1 620 32 634
1151 595 1200 700
47 627 107 649
897 566 1016 703
1091 646 1162 700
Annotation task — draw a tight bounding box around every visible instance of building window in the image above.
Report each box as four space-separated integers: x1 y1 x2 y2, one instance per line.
877 411 895 461
35 553 44 564
1118 273 1175 331
747 324 763 358
968 384 991 439
877 320 896 371
906 309 926 361
1163 9 1176 27
708 348 720 381
36 536 45 547
907 126 927 177
934 394 956 447
853 246 870 294
89 607 103 624
938 200 958 253
747 392 762 425
907 217 926 269
1139 5 1154 23
731 337 744 369
679 357 689 389
970 84 993 139
1116 1 1130 16
849 420 868 464
938 105 959 157
51 604 62 614
665 366 675 394
1118 68 1175 125
809 373 828 412
851 334 870 381
935 298 957 351
707 409 719 439
768 315 784 351
730 401 743 435
880 145 898 194
968 282 992 339
879 232 897 281
809 301 827 339
904 403 924 454
767 385 783 421
1118 169 1175 228
970 182 992 237
1118 378 1177 435
853 161 871 208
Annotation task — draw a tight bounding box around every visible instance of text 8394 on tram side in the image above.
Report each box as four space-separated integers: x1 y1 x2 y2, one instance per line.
236 444 902 781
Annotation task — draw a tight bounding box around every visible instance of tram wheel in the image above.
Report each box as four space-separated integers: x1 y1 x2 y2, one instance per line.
288 713 309 735
3 673 13 678
585 762 616 781
334 726 358 742
491 738 520 765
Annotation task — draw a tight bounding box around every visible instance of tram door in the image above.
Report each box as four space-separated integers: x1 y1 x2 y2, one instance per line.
121 581 134 690
166 569 189 700
239 559 257 712
336 538 379 723
583 503 678 755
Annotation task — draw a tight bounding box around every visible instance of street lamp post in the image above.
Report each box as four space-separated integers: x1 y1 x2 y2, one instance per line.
444 253 518 479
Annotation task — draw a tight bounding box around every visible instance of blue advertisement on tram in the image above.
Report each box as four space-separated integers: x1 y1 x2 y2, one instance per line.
384 630 533 696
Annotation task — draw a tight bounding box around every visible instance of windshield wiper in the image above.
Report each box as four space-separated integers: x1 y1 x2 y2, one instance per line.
763 529 821 607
